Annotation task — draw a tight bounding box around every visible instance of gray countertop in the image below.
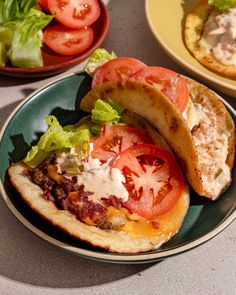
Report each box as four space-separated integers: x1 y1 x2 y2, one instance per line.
0 1 235 294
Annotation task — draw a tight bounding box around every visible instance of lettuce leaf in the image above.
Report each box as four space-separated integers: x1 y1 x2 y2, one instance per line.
24 116 92 168
19 0 37 15
105 98 125 115
0 22 15 45
23 147 49 169
0 2 52 67
0 0 37 24
24 99 126 168
7 9 53 67
0 42 7 66
91 99 121 125
0 0 19 24
208 0 236 11
0 23 15 65
83 48 117 76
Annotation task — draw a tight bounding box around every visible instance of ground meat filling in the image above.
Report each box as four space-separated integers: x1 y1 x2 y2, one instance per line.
28 162 124 228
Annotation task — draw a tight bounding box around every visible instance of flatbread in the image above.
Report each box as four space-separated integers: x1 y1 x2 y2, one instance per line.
81 80 235 200
8 163 189 253
184 0 236 78
8 114 190 253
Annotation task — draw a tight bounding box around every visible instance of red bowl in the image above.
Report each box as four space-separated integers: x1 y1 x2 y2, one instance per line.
0 0 110 78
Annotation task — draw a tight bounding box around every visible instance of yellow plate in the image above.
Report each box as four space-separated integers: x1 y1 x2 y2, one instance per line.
145 0 236 97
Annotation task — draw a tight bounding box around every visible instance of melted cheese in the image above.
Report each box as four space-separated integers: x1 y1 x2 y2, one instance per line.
122 220 158 237
107 195 187 238
47 164 61 183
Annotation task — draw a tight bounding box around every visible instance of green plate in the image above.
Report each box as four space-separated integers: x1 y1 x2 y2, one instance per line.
0 73 235 263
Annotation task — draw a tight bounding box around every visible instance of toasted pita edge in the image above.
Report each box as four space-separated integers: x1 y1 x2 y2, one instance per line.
184 0 236 78
8 163 189 254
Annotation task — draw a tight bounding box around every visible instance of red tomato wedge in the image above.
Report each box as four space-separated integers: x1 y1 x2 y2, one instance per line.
47 0 100 29
43 24 93 56
112 144 185 219
37 0 49 11
91 125 153 162
130 66 189 112
92 57 146 88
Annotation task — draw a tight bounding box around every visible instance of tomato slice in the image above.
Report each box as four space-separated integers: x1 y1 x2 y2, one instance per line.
130 66 189 112
43 24 93 56
112 144 185 219
91 125 153 162
47 0 100 29
92 57 146 88
37 0 49 11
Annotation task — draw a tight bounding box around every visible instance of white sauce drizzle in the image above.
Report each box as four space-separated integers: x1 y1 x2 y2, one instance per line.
56 144 129 202
77 157 129 202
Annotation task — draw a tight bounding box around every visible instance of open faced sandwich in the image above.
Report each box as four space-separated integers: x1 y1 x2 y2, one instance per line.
8 49 235 254
184 0 236 77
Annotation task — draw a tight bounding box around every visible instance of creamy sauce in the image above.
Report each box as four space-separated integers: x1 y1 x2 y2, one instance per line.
192 104 231 198
76 158 129 202
199 8 236 66
182 99 202 130
56 145 129 202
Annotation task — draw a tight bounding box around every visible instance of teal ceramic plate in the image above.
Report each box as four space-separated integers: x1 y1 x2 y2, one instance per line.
0 73 235 263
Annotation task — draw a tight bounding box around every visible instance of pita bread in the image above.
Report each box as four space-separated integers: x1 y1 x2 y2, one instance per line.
8 113 190 253
184 0 236 78
81 80 235 200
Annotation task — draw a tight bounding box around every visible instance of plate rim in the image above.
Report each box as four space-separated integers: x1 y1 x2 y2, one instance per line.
145 0 236 96
0 73 235 263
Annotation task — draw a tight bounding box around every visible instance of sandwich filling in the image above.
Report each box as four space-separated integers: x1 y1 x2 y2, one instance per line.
199 7 236 66
191 103 231 198
22 100 187 239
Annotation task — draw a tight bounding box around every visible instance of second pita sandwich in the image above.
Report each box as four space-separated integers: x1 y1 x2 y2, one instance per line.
81 79 235 200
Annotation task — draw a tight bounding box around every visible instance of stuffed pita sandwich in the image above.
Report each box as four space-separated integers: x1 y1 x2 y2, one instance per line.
8 97 190 254
82 51 235 200
81 79 235 201
184 0 236 77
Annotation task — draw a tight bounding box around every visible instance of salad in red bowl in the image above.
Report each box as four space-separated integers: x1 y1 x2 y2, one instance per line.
0 0 109 77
